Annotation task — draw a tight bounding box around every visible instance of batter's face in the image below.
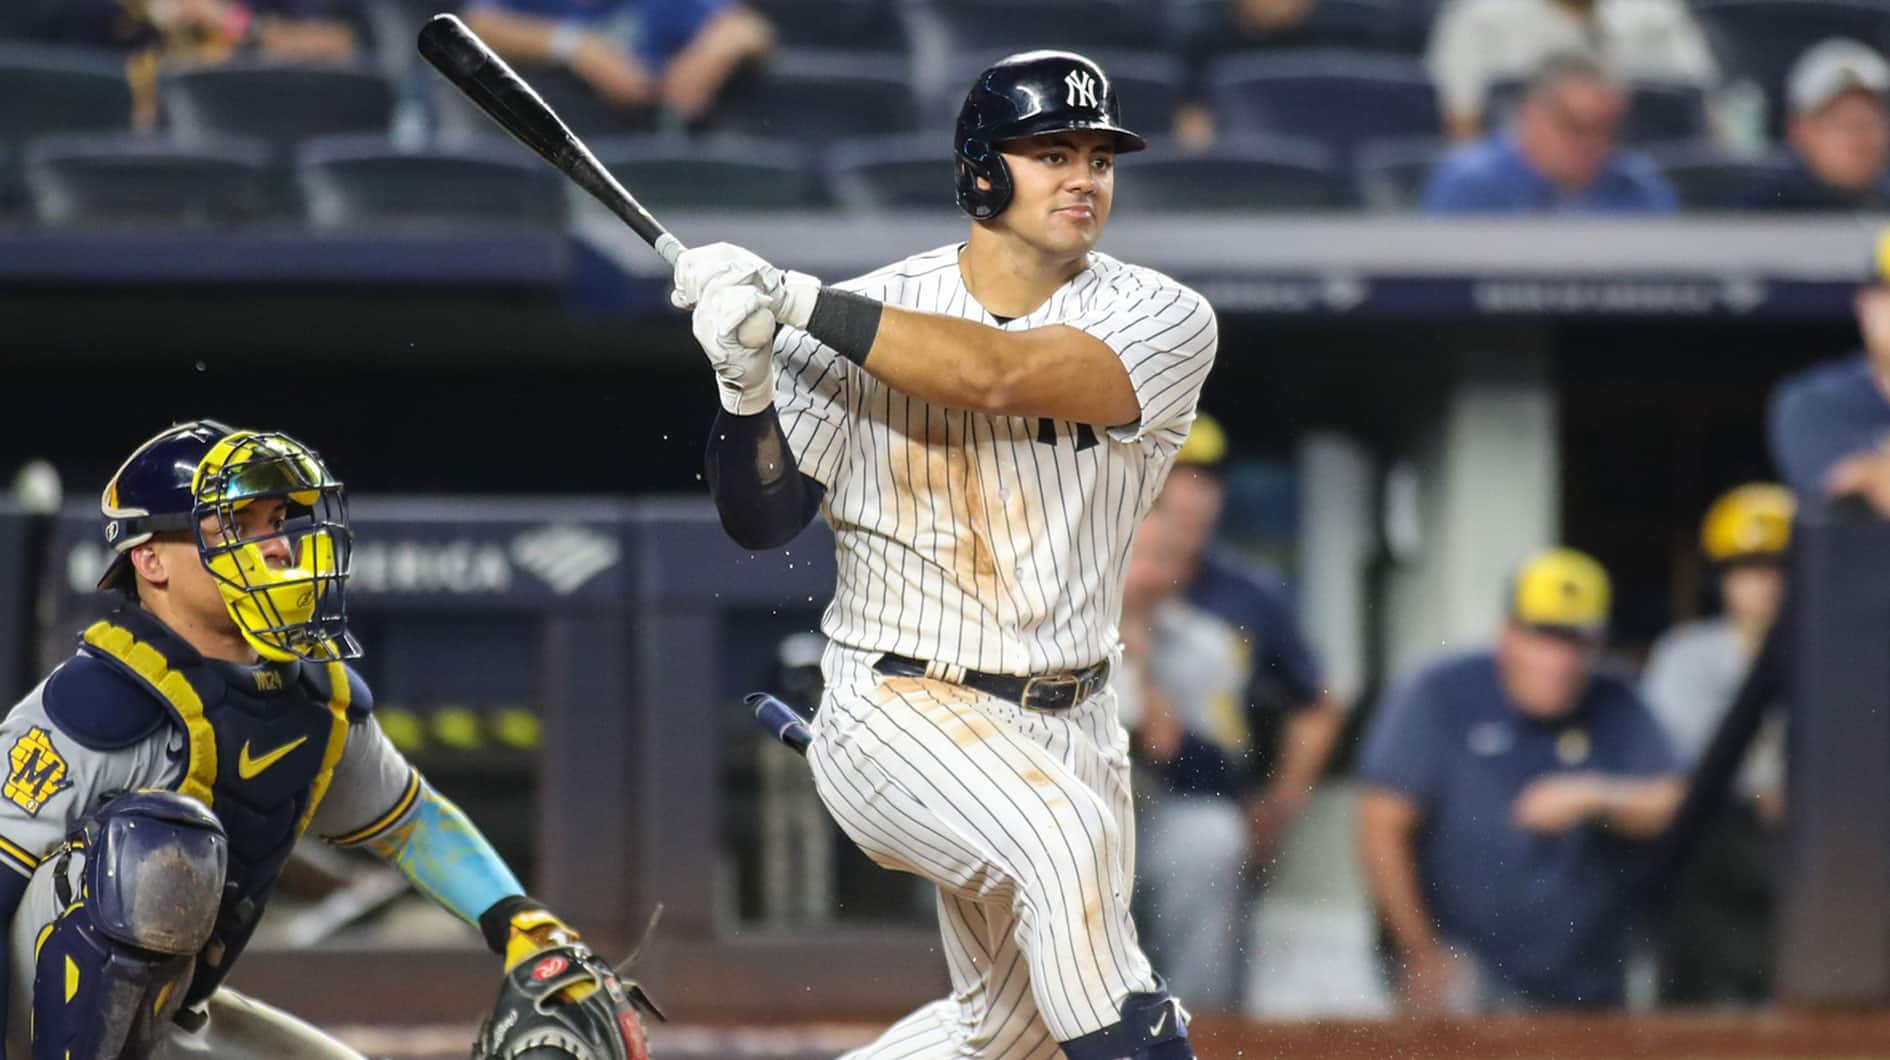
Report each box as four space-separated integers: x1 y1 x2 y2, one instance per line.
991 131 1116 257
1496 621 1595 720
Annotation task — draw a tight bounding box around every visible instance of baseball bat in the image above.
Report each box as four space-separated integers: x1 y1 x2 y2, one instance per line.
417 13 684 267
747 692 812 756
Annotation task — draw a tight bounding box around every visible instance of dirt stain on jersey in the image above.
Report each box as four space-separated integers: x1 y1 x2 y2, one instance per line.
873 677 999 748
889 411 1002 603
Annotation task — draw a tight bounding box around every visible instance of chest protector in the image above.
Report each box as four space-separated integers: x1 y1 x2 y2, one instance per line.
76 608 358 1005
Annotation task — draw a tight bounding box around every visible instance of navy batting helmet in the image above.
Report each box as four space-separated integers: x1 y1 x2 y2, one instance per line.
954 50 1147 221
98 419 357 662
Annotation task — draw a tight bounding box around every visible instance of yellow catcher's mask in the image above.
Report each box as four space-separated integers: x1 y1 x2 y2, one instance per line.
1509 547 1611 636
191 431 356 663
1701 483 1794 564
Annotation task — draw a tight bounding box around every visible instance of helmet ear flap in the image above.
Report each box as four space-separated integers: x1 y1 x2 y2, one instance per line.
954 138 1013 220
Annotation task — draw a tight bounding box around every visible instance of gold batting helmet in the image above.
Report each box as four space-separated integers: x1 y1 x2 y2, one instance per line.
1701 483 1794 563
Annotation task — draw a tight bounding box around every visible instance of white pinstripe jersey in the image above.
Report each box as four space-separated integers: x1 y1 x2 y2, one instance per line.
774 244 1218 675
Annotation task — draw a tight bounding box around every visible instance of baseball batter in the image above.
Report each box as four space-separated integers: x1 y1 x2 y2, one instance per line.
673 51 1217 1059
0 421 647 1060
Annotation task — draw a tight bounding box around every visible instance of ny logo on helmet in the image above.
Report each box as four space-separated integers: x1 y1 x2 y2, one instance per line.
1065 69 1098 109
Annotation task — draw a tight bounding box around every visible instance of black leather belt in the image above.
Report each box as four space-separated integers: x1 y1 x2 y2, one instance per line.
872 653 1110 712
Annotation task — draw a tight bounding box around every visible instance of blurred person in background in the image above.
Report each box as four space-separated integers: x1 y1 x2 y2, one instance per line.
1118 414 1345 1012
1358 548 1683 1012
1423 51 1676 214
1769 230 1890 517
1642 484 1793 1006
24 0 367 126
1427 0 1718 142
1742 39 1890 211
463 0 772 123
1167 0 1326 148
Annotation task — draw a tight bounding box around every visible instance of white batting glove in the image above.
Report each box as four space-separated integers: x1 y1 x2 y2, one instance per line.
670 242 820 330
692 283 778 416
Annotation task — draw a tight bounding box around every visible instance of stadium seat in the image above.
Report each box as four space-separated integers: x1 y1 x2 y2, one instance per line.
1642 142 1796 210
159 61 395 152
590 134 822 210
1113 137 1353 212
917 0 1166 54
741 0 909 52
1693 0 1890 134
429 60 659 144
0 44 133 145
829 133 954 211
712 49 918 144
1206 50 1439 162
297 133 566 228
22 132 271 226
1353 135 1448 211
938 48 1180 132
1167 0 1430 55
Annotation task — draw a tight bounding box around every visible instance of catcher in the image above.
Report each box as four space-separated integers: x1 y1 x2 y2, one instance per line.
0 420 652 1060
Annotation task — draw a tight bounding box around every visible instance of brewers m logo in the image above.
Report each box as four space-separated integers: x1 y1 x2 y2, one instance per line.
1064 68 1098 109
4 726 73 816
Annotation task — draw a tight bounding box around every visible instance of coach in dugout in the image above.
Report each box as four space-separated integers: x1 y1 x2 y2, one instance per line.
1118 414 1345 1013
1357 548 1683 1013
464 0 771 123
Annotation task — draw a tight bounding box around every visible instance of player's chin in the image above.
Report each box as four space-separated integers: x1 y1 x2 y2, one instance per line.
1044 213 1104 252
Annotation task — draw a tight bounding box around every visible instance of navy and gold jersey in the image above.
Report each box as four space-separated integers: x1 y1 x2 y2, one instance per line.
0 608 418 996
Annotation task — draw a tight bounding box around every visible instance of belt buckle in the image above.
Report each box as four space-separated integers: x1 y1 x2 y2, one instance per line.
1020 673 1077 711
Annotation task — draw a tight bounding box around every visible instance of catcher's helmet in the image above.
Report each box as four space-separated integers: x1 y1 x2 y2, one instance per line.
954 49 1147 220
98 419 357 662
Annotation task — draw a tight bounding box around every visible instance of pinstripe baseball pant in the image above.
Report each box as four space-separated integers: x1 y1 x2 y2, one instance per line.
808 644 1161 1058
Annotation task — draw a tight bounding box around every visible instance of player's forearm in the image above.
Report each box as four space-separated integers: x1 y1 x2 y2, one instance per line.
1257 695 1344 809
679 5 773 68
1358 790 1438 958
704 406 824 550
863 309 1139 424
360 781 525 926
1593 775 1685 838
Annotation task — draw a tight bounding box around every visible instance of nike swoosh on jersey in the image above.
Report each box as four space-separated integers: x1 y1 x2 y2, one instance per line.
1149 1007 1168 1036
237 735 309 779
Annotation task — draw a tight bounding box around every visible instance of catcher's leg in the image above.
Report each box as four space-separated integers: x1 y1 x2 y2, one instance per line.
148 988 366 1060
23 792 225 1060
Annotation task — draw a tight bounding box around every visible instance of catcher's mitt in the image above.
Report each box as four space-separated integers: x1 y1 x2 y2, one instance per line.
472 945 662 1060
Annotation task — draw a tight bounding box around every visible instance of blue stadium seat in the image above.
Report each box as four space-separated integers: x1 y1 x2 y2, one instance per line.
742 0 909 52
828 133 954 211
712 49 917 144
1642 142 1796 210
23 132 271 226
917 0 1166 54
590 134 822 209
1693 0 1890 133
297 133 566 228
160 61 394 153
0 44 132 144
939 48 1180 133
1353 135 1448 211
1206 50 1439 161
1114 136 1353 212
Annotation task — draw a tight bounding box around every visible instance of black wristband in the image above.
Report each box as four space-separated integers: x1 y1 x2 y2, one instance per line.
804 287 883 367
478 894 542 955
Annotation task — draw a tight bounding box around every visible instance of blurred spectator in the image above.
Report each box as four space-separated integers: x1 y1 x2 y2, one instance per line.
1642 483 1793 1006
1769 233 1890 517
1423 51 1676 214
462 0 772 123
1119 413 1345 1013
1358 548 1683 1012
1742 39 1890 212
1170 0 1327 148
23 0 366 127
1427 0 1718 141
